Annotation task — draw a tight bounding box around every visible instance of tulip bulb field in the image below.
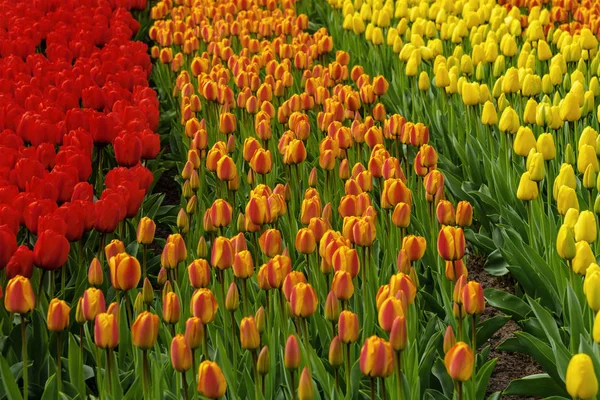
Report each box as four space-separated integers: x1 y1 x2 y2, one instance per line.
3 0 600 399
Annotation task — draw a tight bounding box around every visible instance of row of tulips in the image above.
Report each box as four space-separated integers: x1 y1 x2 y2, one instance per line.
0 0 168 399
143 0 507 399
320 0 600 397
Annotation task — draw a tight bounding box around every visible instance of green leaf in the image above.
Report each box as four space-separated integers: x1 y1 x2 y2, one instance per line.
565 284 585 352
527 297 563 347
476 315 510 346
503 374 568 397
475 359 497 400
68 334 86 395
483 250 509 276
484 288 530 321
40 374 57 400
0 354 23 400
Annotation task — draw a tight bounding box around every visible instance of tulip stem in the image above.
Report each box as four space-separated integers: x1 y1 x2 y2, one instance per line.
457 382 463 400
380 377 387 400
334 368 339 393
21 315 28 400
203 330 209 361
61 267 66 298
125 291 133 327
143 244 147 279
345 343 351 397
291 370 297 400
526 201 534 249
37 270 46 307
142 349 150 399
182 371 189 400
106 349 113 396
252 350 259 400
471 314 478 361
396 351 403 400
57 332 62 393
370 377 375 400
242 279 249 316
305 254 310 282
230 311 237 372
80 325 84 361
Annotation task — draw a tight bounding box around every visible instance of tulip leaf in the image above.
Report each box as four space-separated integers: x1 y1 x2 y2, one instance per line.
0 354 23 400
68 333 86 395
423 388 448 400
476 315 510 347
503 373 568 397
40 373 57 400
565 285 585 353
486 392 501 400
483 250 509 276
475 359 497 400
497 332 561 383
527 298 564 351
483 288 530 321
431 358 453 398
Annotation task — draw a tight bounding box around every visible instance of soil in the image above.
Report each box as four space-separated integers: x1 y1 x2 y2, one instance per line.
468 253 543 399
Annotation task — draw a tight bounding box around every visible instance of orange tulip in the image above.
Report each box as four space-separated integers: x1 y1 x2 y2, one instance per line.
197 361 227 398
47 298 70 332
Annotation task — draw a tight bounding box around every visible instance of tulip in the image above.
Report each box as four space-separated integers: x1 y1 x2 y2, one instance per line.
295 228 316 254
191 289 219 324
171 334 192 372
575 211 597 243
290 283 318 318
163 292 181 325
437 227 466 261
88 258 103 287
225 283 239 311
594 313 600 343
211 236 234 270
436 200 455 225
82 288 106 321
33 230 70 271
47 298 70 332
338 310 359 343
536 133 556 160
332 271 354 301
256 346 270 376
572 241 596 275
104 240 125 261
188 259 211 288
137 217 156 245
259 229 283 258
516 172 538 201
584 268 600 312
378 297 404 332
566 354 598 400
445 259 468 282
4 275 34 315
455 201 473 226
5 245 34 279
298 367 314 400
198 361 227 399
402 235 427 261
240 317 260 350
325 291 341 324
389 316 407 352
444 326 456 354
132 312 159 349
94 313 119 349
359 336 394 378
285 335 301 370
109 253 141 292
444 342 474 382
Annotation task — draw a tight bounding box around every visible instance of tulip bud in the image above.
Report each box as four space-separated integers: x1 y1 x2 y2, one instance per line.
255 306 266 334
325 291 341 322
436 200 455 225
444 342 474 382
240 317 260 350
338 310 359 343
332 270 354 301
298 367 314 400
163 292 181 324
584 268 600 312
594 312 600 343
226 283 239 311
572 241 596 275
137 217 156 244
88 258 103 287
197 361 227 399
462 281 485 314
455 201 473 226
105 240 125 261
445 259 468 282
191 288 219 323
389 316 407 351
557 225 577 260
285 335 301 370
132 311 159 349
82 287 106 321
290 282 318 317
157 267 168 285
443 326 456 353
257 346 270 375
94 313 119 349
566 354 598 400
185 317 204 350
171 334 192 372
142 277 154 306
359 336 395 378
134 293 144 314
47 298 70 332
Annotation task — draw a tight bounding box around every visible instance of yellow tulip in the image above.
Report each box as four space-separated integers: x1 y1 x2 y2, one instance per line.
418 71 430 91
584 267 600 312
557 185 579 215
560 91 582 122
572 241 595 274
513 127 536 157
553 164 576 199
527 151 545 182
516 172 538 201
523 98 537 124
481 101 498 125
575 211 597 243
566 354 598 400
536 133 555 160
498 106 519 134
578 144 599 174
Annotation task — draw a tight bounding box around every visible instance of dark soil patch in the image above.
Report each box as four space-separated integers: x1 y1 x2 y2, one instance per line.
468 253 543 399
